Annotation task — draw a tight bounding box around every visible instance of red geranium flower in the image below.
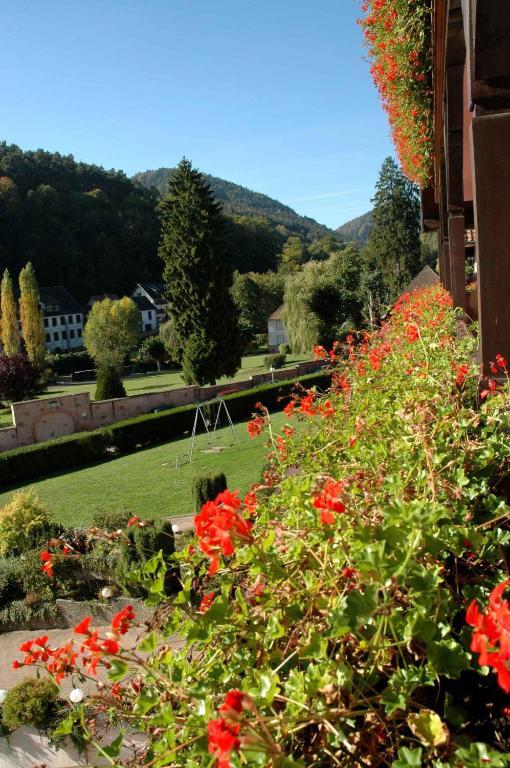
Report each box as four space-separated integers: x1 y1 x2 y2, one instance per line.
313 480 346 524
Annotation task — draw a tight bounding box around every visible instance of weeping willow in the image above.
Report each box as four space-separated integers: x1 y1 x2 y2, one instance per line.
283 262 325 353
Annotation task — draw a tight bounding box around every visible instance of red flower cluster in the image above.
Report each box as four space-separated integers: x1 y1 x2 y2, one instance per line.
454 363 469 386
466 580 510 692
12 606 135 681
195 490 253 575
208 690 250 768
247 415 265 438
199 591 216 614
312 480 346 525
40 541 72 578
490 354 508 375
359 0 433 186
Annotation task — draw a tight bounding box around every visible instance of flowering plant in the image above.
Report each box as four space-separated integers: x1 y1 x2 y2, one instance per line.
14 286 510 766
359 0 433 187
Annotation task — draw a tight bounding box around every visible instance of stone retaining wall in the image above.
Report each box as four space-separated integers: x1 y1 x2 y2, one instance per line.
0 361 321 452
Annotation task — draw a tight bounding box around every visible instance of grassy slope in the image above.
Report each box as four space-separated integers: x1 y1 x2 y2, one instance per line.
0 353 308 429
0 412 294 526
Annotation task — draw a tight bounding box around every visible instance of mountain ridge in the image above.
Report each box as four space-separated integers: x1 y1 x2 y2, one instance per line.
335 210 374 245
133 167 333 242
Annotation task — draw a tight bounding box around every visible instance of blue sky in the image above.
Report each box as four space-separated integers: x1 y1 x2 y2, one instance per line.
1 0 394 229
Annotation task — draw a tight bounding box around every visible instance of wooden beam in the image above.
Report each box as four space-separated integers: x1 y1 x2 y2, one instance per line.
448 214 466 310
471 111 510 369
442 239 452 293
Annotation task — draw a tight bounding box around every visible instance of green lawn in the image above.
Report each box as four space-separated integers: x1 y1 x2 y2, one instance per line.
0 352 309 429
0 412 293 527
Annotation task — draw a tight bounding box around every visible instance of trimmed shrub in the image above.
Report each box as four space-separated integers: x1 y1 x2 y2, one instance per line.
264 353 286 369
94 365 126 400
279 343 290 355
91 508 134 532
2 677 59 731
0 372 331 488
46 350 94 376
192 472 227 513
0 489 52 557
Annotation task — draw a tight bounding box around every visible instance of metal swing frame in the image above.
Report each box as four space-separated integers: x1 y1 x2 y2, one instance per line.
186 396 238 463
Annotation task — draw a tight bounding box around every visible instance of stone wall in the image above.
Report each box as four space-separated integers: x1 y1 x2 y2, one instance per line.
0 361 321 453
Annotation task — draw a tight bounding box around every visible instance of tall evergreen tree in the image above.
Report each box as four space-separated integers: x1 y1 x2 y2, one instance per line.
0 268 20 355
366 157 421 301
158 158 243 385
19 262 45 369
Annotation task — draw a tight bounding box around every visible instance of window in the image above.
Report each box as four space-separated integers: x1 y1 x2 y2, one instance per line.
44 318 49 328
78 329 82 337
148 310 152 320
275 320 283 330
62 330 68 340
60 316 66 325
145 324 152 332
45 333 51 343
52 317 57 327
53 331 59 341
76 314 82 324
70 329 75 339
68 315 73 323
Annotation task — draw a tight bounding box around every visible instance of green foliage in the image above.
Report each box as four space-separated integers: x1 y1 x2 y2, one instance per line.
2 677 59 731
279 343 290 355
366 156 421 301
191 472 228 513
0 142 161 303
62 286 510 765
0 268 20 355
84 296 140 369
91 508 134 532
284 246 363 352
0 372 331 487
264 353 286 369
94 364 126 400
0 489 52 556
139 336 166 371
116 519 176 596
0 557 25 606
158 158 243 385
46 350 94 375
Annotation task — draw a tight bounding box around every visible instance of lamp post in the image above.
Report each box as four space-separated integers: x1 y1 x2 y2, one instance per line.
269 366 275 383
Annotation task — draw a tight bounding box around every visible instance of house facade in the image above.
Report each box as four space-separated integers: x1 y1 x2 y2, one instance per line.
132 295 158 335
131 282 167 326
40 286 84 353
268 305 289 350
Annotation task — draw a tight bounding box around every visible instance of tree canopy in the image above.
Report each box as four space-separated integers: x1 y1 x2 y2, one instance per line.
84 297 140 368
158 158 243 385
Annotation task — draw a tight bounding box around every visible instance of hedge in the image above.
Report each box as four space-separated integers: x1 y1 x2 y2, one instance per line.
0 371 330 488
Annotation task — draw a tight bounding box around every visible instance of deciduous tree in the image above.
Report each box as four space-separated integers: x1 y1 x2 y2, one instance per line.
18 262 45 369
84 297 140 369
0 268 20 355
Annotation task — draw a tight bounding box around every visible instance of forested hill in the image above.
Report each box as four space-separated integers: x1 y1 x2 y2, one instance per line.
336 210 374 245
0 142 161 303
133 167 331 242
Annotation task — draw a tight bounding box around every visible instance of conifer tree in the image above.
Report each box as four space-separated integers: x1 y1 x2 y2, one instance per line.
366 156 421 302
158 158 243 385
19 262 45 369
0 268 20 356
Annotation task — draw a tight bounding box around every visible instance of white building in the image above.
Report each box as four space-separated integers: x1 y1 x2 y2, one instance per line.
132 295 158 335
268 304 289 350
40 286 84 353
131 282 167 326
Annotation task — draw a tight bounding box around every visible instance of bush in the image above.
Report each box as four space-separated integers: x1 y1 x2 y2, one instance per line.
191 472 227 513
0 557 24 606
91 508 134 532
46 351 94 376
254 333 268 349
0 372 331 488
94 364 126 400
279 343 290 355
0 353 40 404
2 677 59 731
264 353 286 369
0 489 52 557
116 519 176 596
